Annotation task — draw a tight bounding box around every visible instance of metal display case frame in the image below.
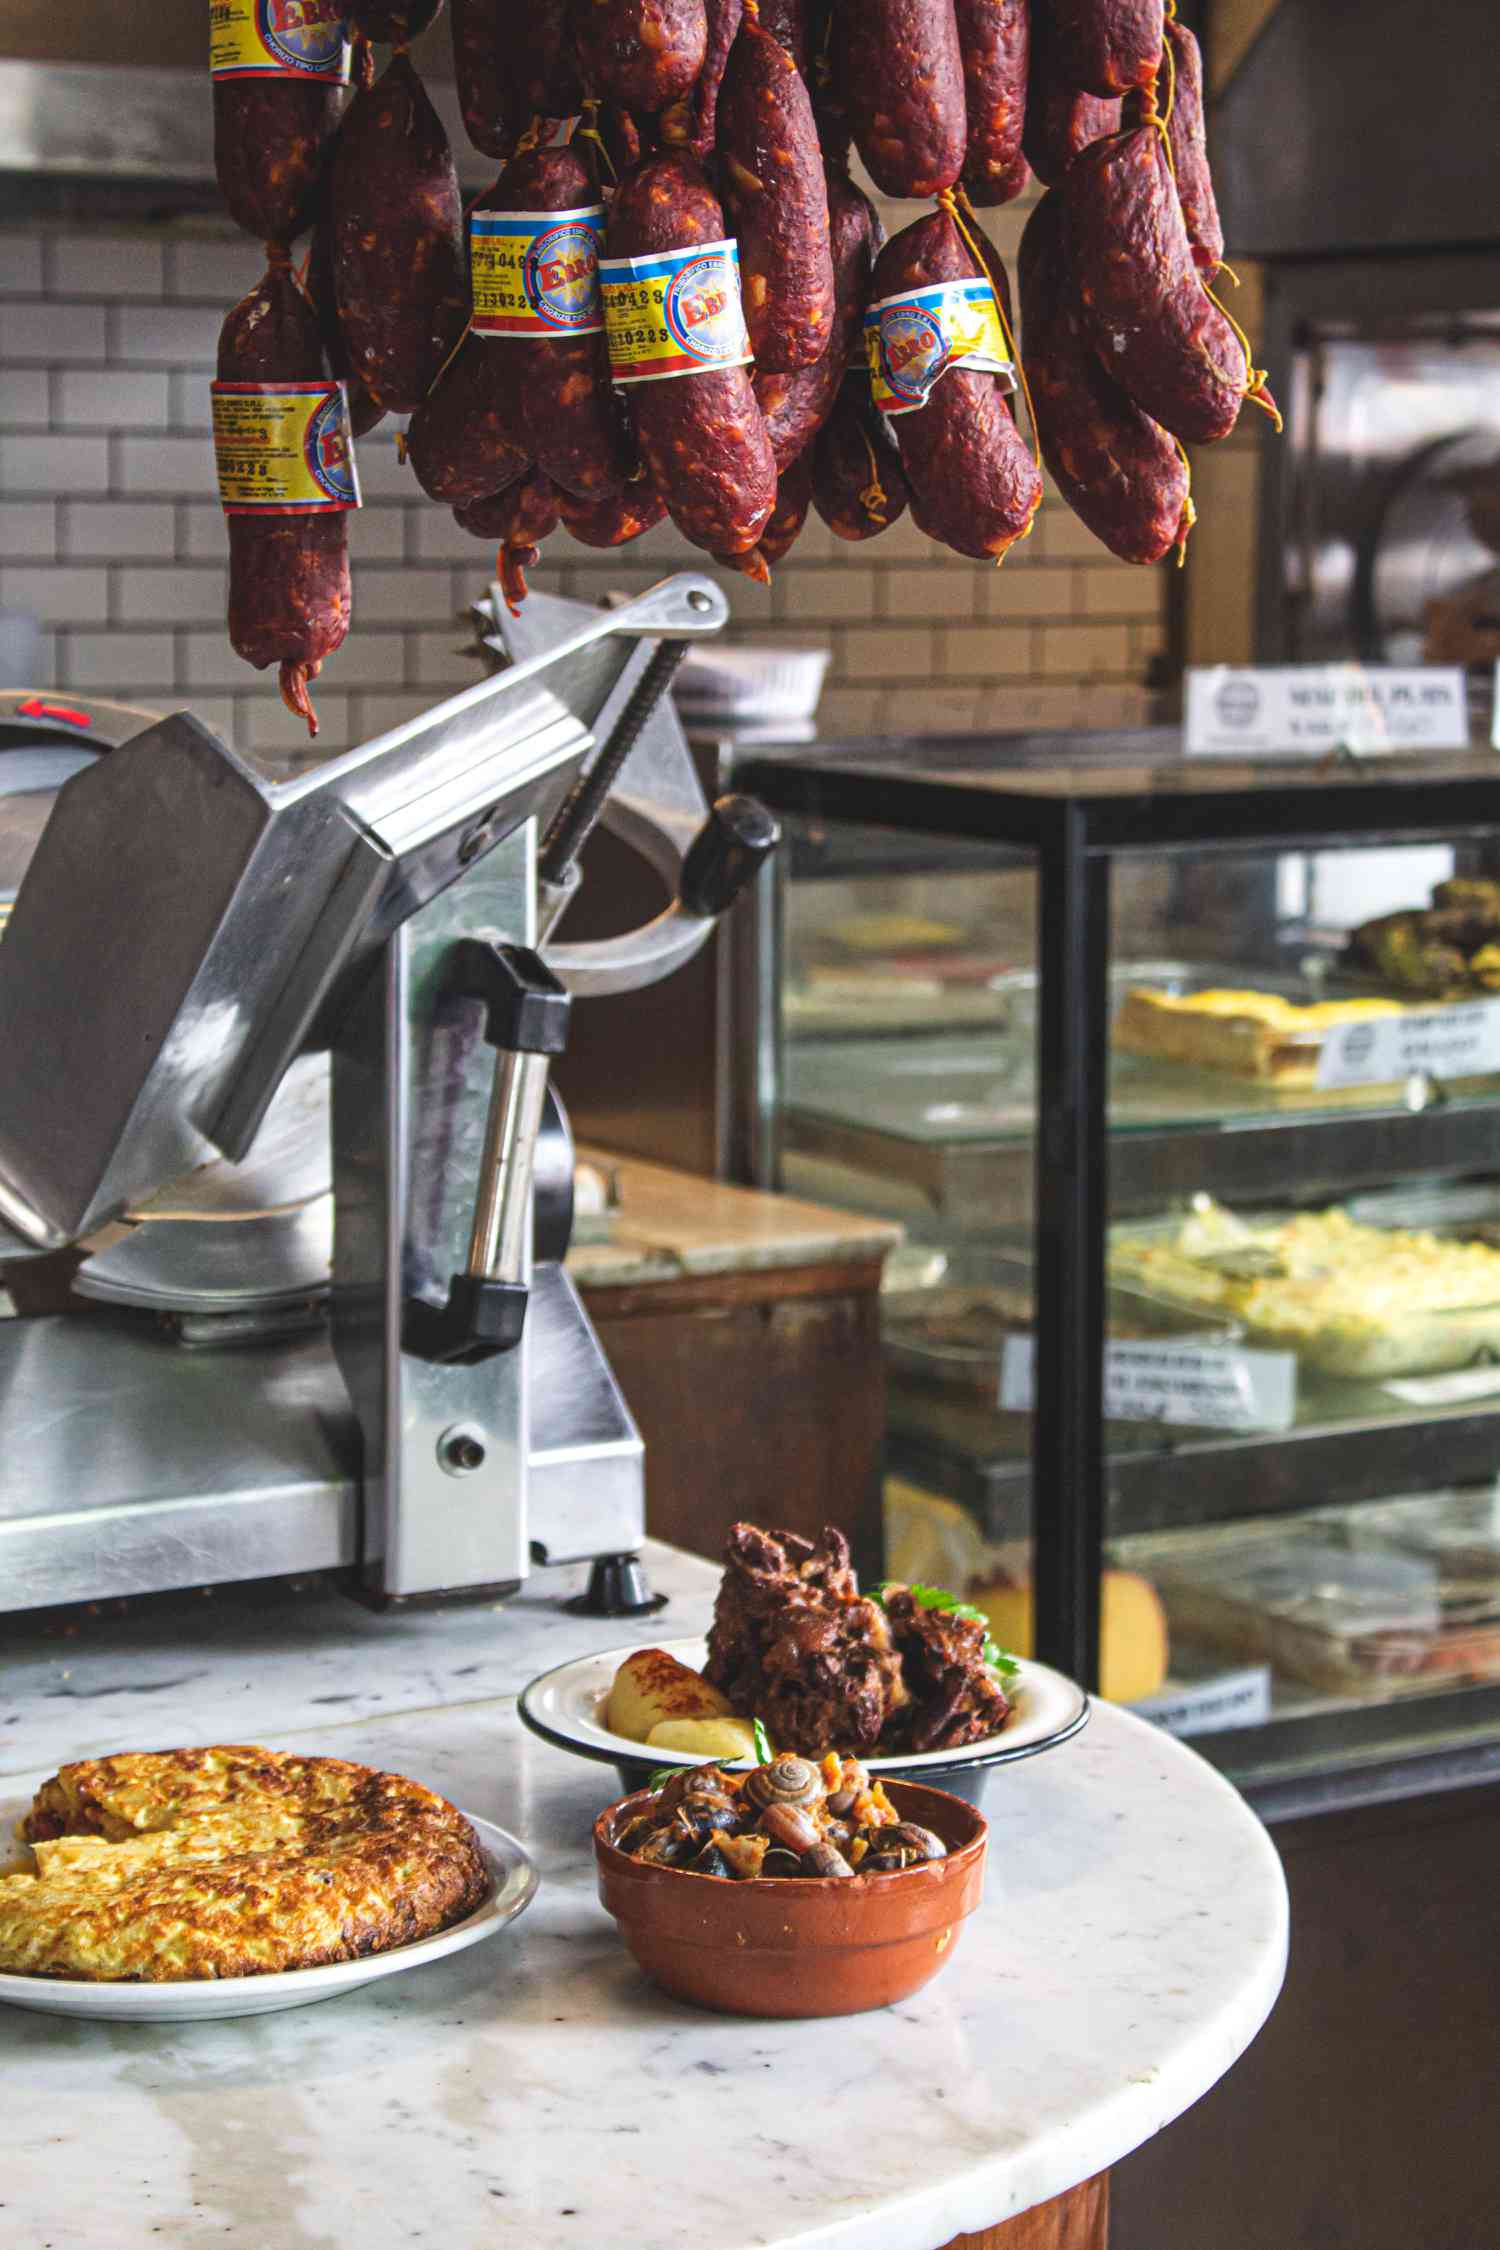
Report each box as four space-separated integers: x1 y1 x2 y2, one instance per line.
737 737 1500 1798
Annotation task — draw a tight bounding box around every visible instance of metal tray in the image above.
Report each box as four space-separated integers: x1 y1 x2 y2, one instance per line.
1109 1195 1500 1380
782 958 1439 1154
881 1244 1233 1400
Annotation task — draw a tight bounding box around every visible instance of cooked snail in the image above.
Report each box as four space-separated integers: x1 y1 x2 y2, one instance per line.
615 1757 944 1883
744 1755 825 1813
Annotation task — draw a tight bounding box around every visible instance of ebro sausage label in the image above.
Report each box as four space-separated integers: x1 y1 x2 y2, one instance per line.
211 382 361 512
209 0 352 81
599 240 753 385
865 278 1016 416
470 207 606 338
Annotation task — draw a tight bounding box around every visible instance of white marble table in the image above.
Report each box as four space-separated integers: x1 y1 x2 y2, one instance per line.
0 1544 1288 2250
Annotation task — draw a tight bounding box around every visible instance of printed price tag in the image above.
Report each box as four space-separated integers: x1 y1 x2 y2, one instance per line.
999 1335 1297 1433
864 278 1015 416
1132 1667 1273 1738
211 381 361 512
1315 996 1500 1089
1185 664 1469 757
209 0 350 81
599 239 752 384
470 205 606 338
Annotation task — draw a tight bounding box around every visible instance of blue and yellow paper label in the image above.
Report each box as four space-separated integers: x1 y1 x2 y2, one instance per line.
209 0 350 82
470 206 606 338
599 239 752 385
865 279 1015 416
211 381 361 513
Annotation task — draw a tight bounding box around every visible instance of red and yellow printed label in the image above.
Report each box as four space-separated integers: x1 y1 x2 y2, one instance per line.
864 277 1014 417
209 0 350 82
599 239 752 385
211 382 361 513
470 206 606 338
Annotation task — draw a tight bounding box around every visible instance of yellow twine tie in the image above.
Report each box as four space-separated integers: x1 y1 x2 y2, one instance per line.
1171 436 1197 566
576 98 617 184
939 186 1042 481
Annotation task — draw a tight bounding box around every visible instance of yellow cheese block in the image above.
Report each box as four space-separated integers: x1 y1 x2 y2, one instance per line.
970 1571 1170 1705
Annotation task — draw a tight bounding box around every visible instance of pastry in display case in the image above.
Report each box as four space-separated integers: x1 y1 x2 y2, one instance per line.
735 728 1500 1807
1112 986 1406 1085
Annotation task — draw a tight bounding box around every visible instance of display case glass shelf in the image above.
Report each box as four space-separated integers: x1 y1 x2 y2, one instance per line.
737 729 1500 1802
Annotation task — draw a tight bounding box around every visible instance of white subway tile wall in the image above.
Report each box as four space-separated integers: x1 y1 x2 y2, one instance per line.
0 207 1165 759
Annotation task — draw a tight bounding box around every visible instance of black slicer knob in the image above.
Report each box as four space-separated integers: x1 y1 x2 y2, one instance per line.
678 794 780 918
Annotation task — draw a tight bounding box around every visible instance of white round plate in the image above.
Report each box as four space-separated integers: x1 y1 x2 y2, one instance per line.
0 1810 536 2023
519 1637 1089 1782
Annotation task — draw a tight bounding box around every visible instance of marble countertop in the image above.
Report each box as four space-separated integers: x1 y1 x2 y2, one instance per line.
1 1545 1288 2250
567 1150 902 1291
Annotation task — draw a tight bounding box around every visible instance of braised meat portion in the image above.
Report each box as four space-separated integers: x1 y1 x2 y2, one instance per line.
882 1587 1012 1751
704 1524 906 1754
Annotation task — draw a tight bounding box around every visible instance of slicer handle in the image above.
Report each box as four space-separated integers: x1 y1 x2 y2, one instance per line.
402 942 570 1367
679 795 781 919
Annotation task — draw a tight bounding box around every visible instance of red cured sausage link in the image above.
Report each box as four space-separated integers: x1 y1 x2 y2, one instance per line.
347 3 447 38
1044 0 1162 97
956 0 1030 207
760 451 814 563
1164 19 1224 277
477 145 631 501
306 204 387 438
405 330 531 501
805 1 850 164
509 0 587 128
1064 122 1243 444
1019 189 1190 564
331 53 468 414
214 78 341 245
572 0 709 114
755 166 878 472
870 209 1041 561
456 468 563 611
605 156 777 568
218 264 350 738
661 0 743 164
718 15 836 375
450 0 516 158
1022 67 1119 185
810 371 910 541
834 0 967 198
558 476 670 544
757 0 808 69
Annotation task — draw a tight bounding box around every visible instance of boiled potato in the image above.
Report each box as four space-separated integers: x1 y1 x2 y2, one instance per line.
646 1718 759 1762
604 1648 732 1744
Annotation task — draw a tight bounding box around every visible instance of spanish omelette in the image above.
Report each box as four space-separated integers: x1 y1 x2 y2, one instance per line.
0 1745 488 1982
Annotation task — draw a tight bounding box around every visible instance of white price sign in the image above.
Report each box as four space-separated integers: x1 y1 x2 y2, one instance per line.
999 1336 1297 1432
1316 996 1500 1089
1185 664 1468 757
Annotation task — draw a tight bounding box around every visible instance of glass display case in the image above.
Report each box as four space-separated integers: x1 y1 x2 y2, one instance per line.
735 728 1500 1805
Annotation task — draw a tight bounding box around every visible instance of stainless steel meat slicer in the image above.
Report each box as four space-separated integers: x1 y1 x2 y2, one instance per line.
0 574 776 1617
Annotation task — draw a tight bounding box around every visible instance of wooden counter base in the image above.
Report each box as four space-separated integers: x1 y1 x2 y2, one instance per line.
945 2172 1108 2250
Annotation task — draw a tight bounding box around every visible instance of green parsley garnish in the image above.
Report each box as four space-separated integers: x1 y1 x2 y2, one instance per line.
752 1715 774 1765
875 1580 1021 1683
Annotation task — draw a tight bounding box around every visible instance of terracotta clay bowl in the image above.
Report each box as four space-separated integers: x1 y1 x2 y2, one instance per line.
594 1778 988 2018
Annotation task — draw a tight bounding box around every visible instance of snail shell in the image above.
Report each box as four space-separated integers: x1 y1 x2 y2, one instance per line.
886 1822 948 1863
744 1754 825 1813
803 1839 855 1878
760 1848 804 1878
758 1800 822 1856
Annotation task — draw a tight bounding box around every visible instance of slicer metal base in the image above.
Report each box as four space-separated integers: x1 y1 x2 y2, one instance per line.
0 1318 360 1613
0 1264 647 1614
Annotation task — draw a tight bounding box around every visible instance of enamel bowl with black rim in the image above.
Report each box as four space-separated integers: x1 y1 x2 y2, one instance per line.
519 1637 1089 1807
